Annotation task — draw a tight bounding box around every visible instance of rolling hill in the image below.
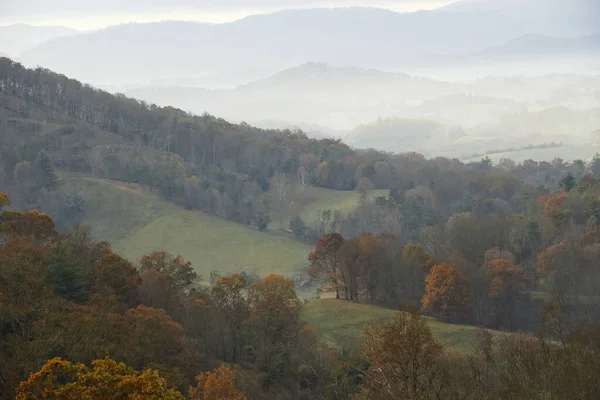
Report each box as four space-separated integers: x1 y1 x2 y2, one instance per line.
0 23 77 58
59 175 388 281
60 174 313 279
16 7 530 86
441 0 599 36
301 298 505 353
347 117 467 156
124 63 460 129
475 34 600 58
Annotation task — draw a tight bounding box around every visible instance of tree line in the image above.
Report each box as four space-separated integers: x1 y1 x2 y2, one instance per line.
0 192 316 398
308 171 600 333
4 57 600 242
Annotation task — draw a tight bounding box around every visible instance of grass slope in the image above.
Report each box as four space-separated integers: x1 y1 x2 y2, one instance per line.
301 299 503 354
123 213 311 278
464 144 600 164
61 175 311 279
301 187 388 221
270 186 388 230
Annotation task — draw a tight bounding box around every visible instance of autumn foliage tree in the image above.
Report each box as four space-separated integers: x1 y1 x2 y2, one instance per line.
309 233 344 298
486 259 529 330
15 357 184 399
1 210 56 240
94 252 142 310
119 305 191 372
359 311 451 400
421 264 472 322
400 244 433 304
247 275 302 381
211 273 250 362
139 251 198 291
138 251 198 319
189 365 246 400
0 192 10 210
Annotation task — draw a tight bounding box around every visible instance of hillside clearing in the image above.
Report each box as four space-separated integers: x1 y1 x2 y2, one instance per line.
301 298 504 354
60 175 311 279
270 186 388 230
463 144 600 164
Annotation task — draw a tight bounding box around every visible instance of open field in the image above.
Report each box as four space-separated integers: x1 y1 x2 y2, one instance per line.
270 186 388 230
463 144 600 164
60 175 311 279
301 298 504 354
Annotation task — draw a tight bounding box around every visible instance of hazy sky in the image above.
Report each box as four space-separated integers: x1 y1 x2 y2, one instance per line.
0 0 456 29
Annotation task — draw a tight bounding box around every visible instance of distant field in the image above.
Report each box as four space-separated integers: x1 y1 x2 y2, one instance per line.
60 175 311 279
271 186 388 230
122 213 311 278
301 298 504 354
463 144 600 164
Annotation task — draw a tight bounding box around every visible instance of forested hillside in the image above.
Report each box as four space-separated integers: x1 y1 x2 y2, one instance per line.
2 57 600 398
0 57 591 241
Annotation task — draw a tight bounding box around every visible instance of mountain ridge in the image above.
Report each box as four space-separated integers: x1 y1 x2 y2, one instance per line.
0 23 77 57
16 7 528 86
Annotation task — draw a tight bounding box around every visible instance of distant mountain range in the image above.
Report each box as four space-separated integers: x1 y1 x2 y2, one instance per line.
14 2 599 87
0 23 77 57
441 0 599 34
124 63 462 129
123 62 600 132
474 34 600 58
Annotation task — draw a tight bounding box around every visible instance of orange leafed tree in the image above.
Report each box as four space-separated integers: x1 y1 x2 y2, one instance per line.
248 275 302 377
421 263 472 322
189 365 246 400
211 273 250 362
94 252 142 310
536 241 569 279
486 259 529 330
402 243 433 303
15 357 184 399
139 251 198 290
120 305 190 371
308 233 344 298
0 192 10 210
543 193 570 225
359 311 446 399
1 210 56 240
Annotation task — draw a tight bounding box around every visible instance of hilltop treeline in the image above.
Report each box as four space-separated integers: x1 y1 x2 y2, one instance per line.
1 57 596 242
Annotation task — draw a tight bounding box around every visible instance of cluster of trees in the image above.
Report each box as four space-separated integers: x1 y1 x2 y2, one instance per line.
308 233 428 305
309 171 600 332
0 193 320 399
357 309 600 400
3 177 600 399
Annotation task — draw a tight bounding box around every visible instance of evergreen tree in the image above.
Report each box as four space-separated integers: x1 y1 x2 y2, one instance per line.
559 172 576 192
289 216 306 238
46 248 91 303
36 150 58 190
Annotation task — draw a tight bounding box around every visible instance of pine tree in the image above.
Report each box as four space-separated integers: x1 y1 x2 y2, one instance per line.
289 216 306 238
36 150 58 190
46 248 91 303
559 173 576 192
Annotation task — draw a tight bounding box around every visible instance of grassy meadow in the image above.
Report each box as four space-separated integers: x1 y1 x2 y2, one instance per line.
463 144 600 164
301 298 504 354
60 175 311 279
270 186 388 230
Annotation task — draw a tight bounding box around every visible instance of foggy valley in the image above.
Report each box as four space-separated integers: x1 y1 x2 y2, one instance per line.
1 0 600 399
